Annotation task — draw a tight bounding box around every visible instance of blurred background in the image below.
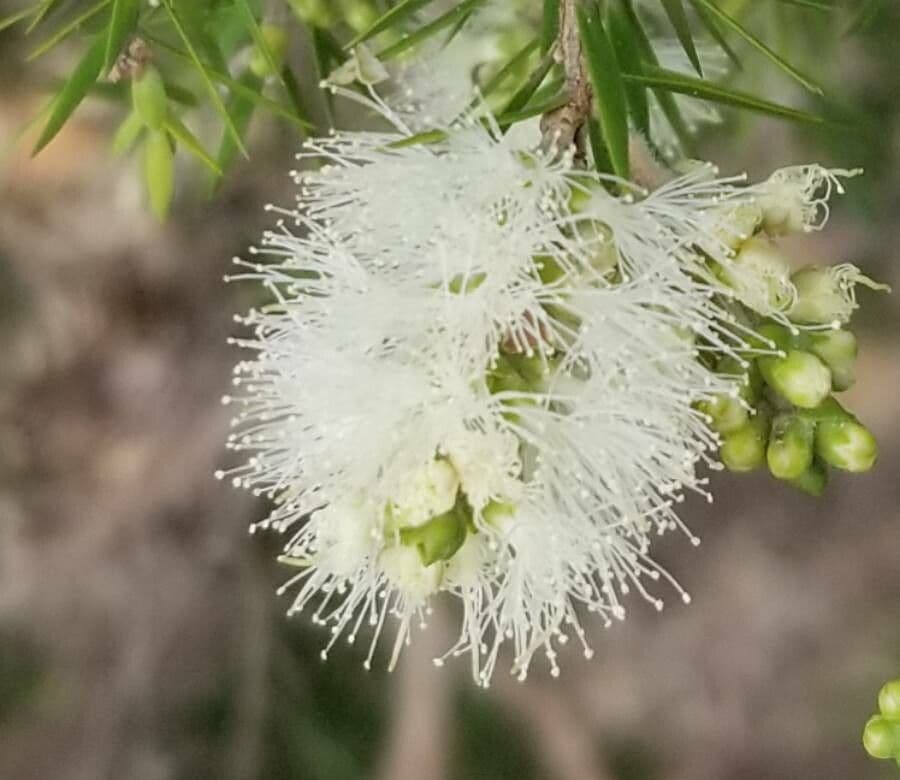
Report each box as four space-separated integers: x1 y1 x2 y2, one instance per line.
1 3 899 779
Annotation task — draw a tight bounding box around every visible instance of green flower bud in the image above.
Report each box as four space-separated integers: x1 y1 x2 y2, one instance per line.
249 24 289 78
399 501 468 566
808 329 857 391
788 457 828 496
717 356 763 405
574 221 619 275
288 0 335 27
132 65 167 131
723 238 794 315
863 715 900 760
709 202 763 251
767 414 815 480
702 394 749 435
759 350 832 409
879 680 900 720
143 129 174 221
340 0 378 33
788 265 889 326
720 413 769 472
816 416 878 473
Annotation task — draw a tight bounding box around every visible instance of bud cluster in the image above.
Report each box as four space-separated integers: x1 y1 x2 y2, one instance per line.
864 680 900 768
701 167 887 491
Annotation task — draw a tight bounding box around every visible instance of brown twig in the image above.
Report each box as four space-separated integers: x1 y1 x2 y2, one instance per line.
540 0 593 155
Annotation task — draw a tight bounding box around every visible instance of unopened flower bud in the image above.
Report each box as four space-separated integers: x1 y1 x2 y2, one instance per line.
788 457 828 496
767 414 814 480
789 265 889 325
808 329 858 391
879 680 900 720
288 0 335 27
390 459 460 529
723 238 795 315
709 202 763 251
249 24 289 78
720 413 769 472
340 0 378 33
816 416 878 473
143 129 174 221
760 350 832 409
399 503 468 566
702 394 749 435
132 65 167 130
863 715 900 760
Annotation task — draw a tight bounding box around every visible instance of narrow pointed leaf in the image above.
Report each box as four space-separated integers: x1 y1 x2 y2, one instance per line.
33 35 105 154
577 2 629 178
164 115 221 175
233 0 287 92
26 0 60 33
541 0 560 54
691 2 741 68
606 5 649 136
111 109 144 155
498 49 556 123
211 71 262 189
624 65 824 123
105 0 139 69
345 0 437 49
477 38 539 103
378 0 487 61
160 0 247 157
846 0 883 34
26 0 110 61
0 4 41 33
660 0 703 75
690 0 823 95
776 0 834 10
281 65 312 133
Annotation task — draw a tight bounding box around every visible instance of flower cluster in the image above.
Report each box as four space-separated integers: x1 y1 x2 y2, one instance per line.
219 88 882 682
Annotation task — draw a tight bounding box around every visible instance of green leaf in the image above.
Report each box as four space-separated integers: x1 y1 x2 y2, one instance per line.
26 0 110 61
624 65 825 123
494 92 568 128
104 0 139 70
0 4 41 33
345 0 437 49
586 117 612 175
606 4 649 136
143 128 174 221
690 0 823 95
845 0 883 34
211 70 262 188
160 0 247 157
146 35 311 132
541 0 560 54
32 35 106 155
660 0 702 75
280 65 313 134
111 109 144 155
618 0 694 155
233 0 287 92
164 115 222 175
497 48 556 124
775 0 835 10
691 1 741 69
577 2 629 178
378 0 487 61
25 0 61 34
476 38 539 104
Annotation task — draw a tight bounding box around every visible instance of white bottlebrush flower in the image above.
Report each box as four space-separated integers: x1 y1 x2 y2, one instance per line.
220 80 854 683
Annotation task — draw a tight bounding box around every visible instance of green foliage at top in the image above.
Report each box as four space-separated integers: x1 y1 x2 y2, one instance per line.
0 0 888 211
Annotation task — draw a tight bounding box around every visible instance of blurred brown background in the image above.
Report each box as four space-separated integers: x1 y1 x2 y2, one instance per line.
1 9 899 780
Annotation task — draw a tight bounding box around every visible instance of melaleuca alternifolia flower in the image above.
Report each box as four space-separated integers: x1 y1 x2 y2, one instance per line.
219 80 882 683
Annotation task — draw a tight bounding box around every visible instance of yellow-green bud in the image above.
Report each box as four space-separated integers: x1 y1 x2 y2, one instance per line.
808 329 858 391
710 202 763 251
863 715 900 760
249 24 289 78
760 350 832 409
788 458 827 496
879 680 900 720
816 417 878 473
720 413 769 472
132 65 167 131
702 394 749 435
767 414 814 480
